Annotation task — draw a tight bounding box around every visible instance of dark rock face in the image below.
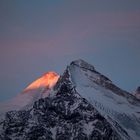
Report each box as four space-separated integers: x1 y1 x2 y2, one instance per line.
135 86 140 99
136 87 140 92
0 69 121 140
136 87 140 96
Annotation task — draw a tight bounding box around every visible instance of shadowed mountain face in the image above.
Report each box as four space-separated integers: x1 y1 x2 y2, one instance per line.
0 59 140 140
135 87 140 99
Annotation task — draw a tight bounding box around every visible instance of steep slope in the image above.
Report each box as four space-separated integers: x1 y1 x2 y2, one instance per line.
68 59 140 140
0 67 121 140
0 59 140 140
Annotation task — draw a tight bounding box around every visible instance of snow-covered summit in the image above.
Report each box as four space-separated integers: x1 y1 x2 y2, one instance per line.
70 59 139 103
0 59 140 140
23 71 59 94
0 71 59 116
70 59 112 86
70 59 95 72
67 59 140 140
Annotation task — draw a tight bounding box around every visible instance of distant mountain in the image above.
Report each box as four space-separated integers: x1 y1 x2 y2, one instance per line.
135 87 140 99
0 72 59 116
0 59 140 140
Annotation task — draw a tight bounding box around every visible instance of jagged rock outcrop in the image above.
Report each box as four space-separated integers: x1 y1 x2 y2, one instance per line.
0 59 140 140
135 87 140 99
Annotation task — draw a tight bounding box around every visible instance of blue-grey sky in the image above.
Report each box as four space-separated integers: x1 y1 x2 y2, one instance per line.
0 0 140 101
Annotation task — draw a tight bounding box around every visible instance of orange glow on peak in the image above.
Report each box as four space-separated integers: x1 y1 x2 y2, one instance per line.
23 71 59 93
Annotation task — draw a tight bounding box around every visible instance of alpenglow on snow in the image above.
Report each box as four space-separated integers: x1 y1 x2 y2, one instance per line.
0 59 140 140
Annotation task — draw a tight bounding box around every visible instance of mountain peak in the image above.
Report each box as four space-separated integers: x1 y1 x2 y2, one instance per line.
23 71 59 93
70 59 95 71
1 60 140 140
135 86 140 99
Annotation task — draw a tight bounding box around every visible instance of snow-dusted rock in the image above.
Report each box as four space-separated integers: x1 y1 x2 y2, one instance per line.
0 59 140 140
